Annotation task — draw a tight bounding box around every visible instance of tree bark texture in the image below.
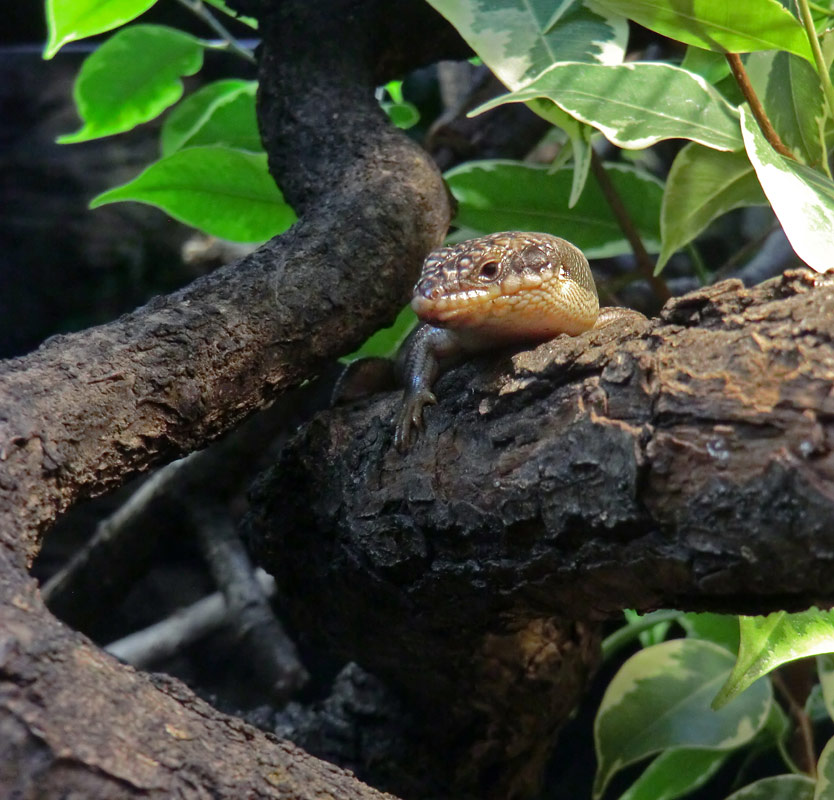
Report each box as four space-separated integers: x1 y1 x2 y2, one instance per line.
246 270 834 794
252 271 834 624
0 1 464 797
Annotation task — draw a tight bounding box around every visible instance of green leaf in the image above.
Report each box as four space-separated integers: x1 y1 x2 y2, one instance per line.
618 747 729 800
90 146 296 243
593 639 772 800
44 0 159 58
818 653 834 723
381 102 420 130
740 104 834 275
817 735 834 800
723 775 815 800
444 160 663 259
528 101 594 207
161 80 261 156
345 305 418 362
713 608 834 709
679 612 741 654
745 51 826 167
657 143 767 271
425 2 625 219
58 25 204 143
424 0 627 90
473 61 742 152
591 0 816 69
680 46 731 85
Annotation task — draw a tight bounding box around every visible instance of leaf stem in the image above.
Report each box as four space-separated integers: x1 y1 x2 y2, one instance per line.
797 0 834 122
725 53 795 160
175 0 256 63
589 150 670 305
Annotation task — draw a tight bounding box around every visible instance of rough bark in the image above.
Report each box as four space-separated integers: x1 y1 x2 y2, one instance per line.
246 270 834 795
252 271 834 622
0 1 464 797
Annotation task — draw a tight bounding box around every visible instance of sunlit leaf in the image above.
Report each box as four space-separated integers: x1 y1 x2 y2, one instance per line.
594 639 771 799
591 0 815 68
473 61 742 152
58 25 203 143
161 80 261 155
723 775 815 800
425 0 627 89
91 146 295 243
658 143 766 271
740 104 834 275
445 160 663 259
44 0 158 58
714 607 834 708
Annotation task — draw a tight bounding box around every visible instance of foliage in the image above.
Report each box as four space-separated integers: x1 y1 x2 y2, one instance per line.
599 611 834 799
44 0 834 797
428 0 834 275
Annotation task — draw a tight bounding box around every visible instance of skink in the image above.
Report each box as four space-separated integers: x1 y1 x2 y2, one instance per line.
395 231 638 451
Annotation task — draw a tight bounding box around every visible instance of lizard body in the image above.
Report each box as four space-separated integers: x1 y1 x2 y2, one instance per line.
395 231 637 451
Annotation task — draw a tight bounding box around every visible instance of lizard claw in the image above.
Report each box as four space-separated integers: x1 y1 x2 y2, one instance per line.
394 389 436 453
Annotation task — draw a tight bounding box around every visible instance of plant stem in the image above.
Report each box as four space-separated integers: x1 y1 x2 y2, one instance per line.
725 53 795 159
798 0 834 121
589 150 670 305
175 0 256 63
600 610 683 661
772 669 817 779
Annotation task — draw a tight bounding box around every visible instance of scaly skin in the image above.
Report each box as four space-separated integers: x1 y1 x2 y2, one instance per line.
395 231 640 451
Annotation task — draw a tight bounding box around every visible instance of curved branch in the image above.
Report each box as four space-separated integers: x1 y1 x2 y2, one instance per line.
0 1 465 797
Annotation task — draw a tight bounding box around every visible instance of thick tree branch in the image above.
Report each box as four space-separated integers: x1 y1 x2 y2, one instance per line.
0 1 465 797
245 270 834 794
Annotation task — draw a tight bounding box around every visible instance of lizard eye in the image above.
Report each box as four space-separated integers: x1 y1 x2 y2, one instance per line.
478 261 499 280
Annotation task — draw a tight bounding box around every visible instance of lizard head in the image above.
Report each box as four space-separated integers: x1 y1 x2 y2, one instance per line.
410 231 599 341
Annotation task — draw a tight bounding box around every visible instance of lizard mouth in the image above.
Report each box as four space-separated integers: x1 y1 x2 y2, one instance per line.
411 285 501 324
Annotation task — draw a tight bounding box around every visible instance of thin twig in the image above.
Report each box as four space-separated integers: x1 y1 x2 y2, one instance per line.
105 569 275 666
772 670 817 779
589 150 671 305
725 53 795 159
175 0 256 63
193 507 308 700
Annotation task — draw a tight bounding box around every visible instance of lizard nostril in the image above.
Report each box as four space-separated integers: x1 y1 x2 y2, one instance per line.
421 283 443 301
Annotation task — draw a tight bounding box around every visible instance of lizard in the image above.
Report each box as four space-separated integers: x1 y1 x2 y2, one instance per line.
394 231 642 452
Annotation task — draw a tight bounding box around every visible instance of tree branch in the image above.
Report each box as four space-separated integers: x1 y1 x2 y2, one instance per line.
0 1 466 797
246 270 834 794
